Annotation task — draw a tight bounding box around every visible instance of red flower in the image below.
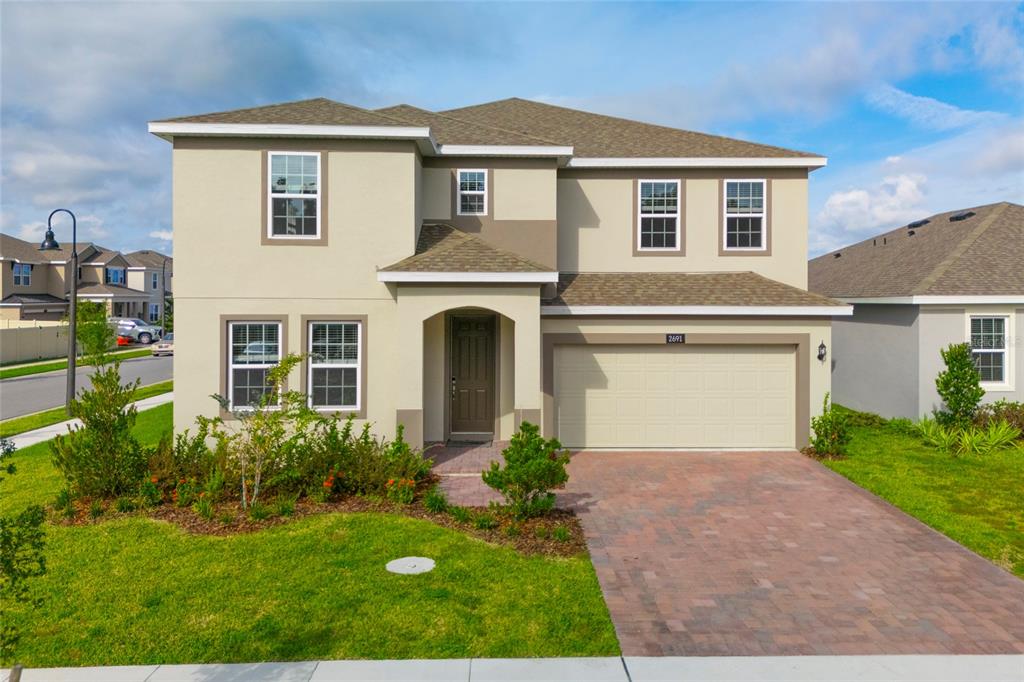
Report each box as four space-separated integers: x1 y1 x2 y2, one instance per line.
388 479 395 486
323 480 333 488
150 476 158 484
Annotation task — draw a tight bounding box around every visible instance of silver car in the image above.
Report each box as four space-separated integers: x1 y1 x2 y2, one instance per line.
111 317 164 344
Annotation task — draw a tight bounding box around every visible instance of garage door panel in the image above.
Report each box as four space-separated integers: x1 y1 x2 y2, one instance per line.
554 345 795 449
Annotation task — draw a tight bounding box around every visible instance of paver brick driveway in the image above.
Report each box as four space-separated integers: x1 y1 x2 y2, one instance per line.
561 450 1024 656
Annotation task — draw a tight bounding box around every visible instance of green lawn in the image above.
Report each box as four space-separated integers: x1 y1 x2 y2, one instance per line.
1 403 618 667
0 381 173 439
822 414 1024 578
0 349 154 380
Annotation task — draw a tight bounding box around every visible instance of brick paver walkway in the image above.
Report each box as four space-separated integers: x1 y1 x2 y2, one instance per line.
562 450 1024 656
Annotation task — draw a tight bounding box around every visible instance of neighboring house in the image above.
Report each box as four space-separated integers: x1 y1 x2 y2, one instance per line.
124 249 173 324
0 233 159 321
150 97 850 450
809 202 1023 420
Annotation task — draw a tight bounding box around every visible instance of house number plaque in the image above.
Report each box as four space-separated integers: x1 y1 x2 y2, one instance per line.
665 334 686 344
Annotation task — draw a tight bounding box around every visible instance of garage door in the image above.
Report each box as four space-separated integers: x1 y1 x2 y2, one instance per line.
554 345 795 449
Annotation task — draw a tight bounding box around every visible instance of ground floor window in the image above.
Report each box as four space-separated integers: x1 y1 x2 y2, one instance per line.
308 321 360 410
969 316 1007 383
228 321 281 409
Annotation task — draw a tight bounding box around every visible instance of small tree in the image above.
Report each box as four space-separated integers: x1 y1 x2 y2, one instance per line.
65 300 115 363
482 422 570 519
935 343 984 428
0 437 46 663
809 393 851 457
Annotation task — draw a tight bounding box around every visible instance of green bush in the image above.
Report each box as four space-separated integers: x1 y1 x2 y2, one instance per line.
248 502 272 521
974 400 1024 436
50 359 146 498
114 497 136 513
424 486 448 513
473 511 498 530
916 417 1021 456
482 422 570 519
503 523 522 538
809 393 851 457
886 417 915 435
935 343 985 428
273 494 297 517
88 500 104 519
138 477 162 507
193 496 215 521
53 488 75 518
552 525 571 543
449 506 472 524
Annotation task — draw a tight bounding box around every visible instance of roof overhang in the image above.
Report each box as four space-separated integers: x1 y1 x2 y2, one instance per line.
148 122 439 155
437 144 574 159
541 304 853 316
378 271 559 284
839 295 1024 305
565 157 828 169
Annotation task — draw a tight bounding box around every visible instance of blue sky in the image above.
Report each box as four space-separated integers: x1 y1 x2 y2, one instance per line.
1 1 1021 256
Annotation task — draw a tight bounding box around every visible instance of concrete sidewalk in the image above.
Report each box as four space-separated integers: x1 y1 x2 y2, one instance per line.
3 655 1022 681
5 392 173 449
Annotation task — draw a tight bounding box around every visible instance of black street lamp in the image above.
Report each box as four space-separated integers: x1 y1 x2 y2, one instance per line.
39 209 77 415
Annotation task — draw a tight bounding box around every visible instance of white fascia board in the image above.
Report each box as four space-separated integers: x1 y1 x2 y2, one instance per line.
541 305 854 316
148 122 438 153
378 271 559 283
566 157 828 169
438 144 574 157
840 295 1024 305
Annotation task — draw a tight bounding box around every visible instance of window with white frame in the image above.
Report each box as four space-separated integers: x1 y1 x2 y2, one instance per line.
308 321 361 410
151 272 159 289
268 152 320 238
228 322 281 409
12 263 31 286
457 169 487 215
724 180 766 250
149 303 159 322
970 316 1008 384
105 267 126 285
638 180 680 250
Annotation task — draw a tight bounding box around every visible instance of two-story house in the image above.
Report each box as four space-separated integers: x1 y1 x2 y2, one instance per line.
0 234 170 321
151 97 850 450
124 250 174 324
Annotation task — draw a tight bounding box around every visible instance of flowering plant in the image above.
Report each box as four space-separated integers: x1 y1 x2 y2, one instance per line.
385 478 416 504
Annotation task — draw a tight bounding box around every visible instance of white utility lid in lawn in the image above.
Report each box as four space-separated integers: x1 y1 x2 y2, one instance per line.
386 557 435 575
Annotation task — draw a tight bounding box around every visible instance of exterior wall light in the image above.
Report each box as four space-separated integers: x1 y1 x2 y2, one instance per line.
817 341 827 362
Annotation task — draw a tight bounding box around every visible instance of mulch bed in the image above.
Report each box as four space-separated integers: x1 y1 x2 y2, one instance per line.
50 486 587 558
800 446 845 461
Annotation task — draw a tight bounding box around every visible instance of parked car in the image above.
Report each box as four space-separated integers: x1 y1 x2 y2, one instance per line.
151 333 174 357
109 317 164 344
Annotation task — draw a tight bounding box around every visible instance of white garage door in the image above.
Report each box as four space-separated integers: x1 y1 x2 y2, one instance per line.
554 344 795 449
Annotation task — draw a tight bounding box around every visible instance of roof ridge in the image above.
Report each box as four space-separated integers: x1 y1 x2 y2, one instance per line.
379 103 565 147
157 97 407 126
914 202 1009 295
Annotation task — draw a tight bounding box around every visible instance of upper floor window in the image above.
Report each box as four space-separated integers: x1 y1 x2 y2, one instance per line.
308 321 361 410
105 267 126 285
228 321 281 410
457 169 487 216
724 180 766 250
638 180 680 250
151 272 159 289
149 303 160 322
970 316 1008 385
268 152 320 238
12 263 31 286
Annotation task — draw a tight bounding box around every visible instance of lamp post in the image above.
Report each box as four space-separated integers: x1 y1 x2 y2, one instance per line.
39 209 77 415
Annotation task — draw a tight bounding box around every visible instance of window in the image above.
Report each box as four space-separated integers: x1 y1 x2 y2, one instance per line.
268 152 320 238
638 180 680 250
724 180 766 250
105 267 125 285
970 316 1007 384
151 272 159 290
228 322 281 409
308 321 360 410
149 304 160 322
457 169 487 215
12 263 31 286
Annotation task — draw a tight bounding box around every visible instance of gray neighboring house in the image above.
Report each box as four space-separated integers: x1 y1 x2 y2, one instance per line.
809 201 1023 419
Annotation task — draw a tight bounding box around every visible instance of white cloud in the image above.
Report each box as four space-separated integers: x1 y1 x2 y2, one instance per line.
149 230 173 242
817 174 928 237
866 84 1006 130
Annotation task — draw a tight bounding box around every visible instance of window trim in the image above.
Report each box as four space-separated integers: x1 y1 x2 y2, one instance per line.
149 303 160 322
300 315 368 418
151 272 159 290
636 178 682 252
306 320 362 412
722 178 769 253
223 318 286 413
456 168 488 216
965 312 1015 391
12 263 31 286
266 151 322 241
105 267 126 285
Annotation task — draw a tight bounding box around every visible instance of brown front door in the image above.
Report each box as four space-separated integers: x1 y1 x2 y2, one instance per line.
450 314 496 434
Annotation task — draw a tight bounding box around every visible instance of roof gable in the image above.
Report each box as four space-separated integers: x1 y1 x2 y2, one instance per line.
154 97 409 127
380 223 553 274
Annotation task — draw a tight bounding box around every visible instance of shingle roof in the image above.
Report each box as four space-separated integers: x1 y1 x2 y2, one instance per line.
544 272 845 308
809 202 1024 298
375 104 559 147
380 223 553 273
1 233 72 263
75 282 151 298
154 97 409 127
0 293 68 306
124 250 172 269
442 98 819 159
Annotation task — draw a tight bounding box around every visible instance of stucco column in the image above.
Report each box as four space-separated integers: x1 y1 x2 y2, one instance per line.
512 294 542 430
395 296 425 449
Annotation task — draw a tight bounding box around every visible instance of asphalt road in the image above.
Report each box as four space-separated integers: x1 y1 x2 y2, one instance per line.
0 355 173 420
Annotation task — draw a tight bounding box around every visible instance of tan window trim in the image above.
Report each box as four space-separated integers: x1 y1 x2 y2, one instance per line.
219 314 289 420
632 178 686 257
260 151 329 247
300 315 368 419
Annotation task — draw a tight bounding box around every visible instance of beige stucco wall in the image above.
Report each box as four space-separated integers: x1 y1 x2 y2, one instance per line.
556 170 809 289
422 168 451 220
494 168 557 221
422 313 446 443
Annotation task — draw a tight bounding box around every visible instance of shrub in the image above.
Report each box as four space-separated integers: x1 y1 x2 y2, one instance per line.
503 523 522 538
218 511 235 525
449 506 472 524
114 497 136 513
424 486 448 513
809 393 851 457
138 477 162 507
935 343 985 428
473 511 498 530
980 420 1022 451
248 502 272 521
533 525 550 540
193 496 215 521
886 417 915 436
50 358 146 499
974 400 1024 436
89 500 104 519
53 488 75 518
482 422 570 520
172 478 199 507
552 525 571 543
385 478 416 504
203 467 225 502
916 417 1020 456
273 494 297 517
